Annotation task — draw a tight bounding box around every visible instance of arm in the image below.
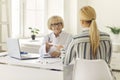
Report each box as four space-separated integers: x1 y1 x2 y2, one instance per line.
39 35 52 55
46 42 53 53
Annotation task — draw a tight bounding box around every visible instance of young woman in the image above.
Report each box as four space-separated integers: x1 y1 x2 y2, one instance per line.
64 6 112 65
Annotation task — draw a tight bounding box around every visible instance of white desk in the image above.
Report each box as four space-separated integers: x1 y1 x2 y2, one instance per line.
0 52 63 80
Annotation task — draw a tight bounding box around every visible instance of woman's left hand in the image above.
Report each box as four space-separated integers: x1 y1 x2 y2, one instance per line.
56 45 63 51
50 51 61 58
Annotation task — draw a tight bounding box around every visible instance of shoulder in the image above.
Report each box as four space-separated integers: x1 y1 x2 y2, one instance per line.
73 31 89 40
61 31 71 35
61 31 73 37
100 31 110 36
71 34 90 44
46 32 54 37
44 32 53 39
99 31 111 41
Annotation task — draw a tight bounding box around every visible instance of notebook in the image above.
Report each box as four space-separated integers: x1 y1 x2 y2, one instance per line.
7 38 39 60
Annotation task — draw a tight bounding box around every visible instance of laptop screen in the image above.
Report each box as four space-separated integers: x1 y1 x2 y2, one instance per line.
7 38 39 60
7 38 21 59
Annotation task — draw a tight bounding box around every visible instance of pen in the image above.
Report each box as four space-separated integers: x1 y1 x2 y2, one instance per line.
50 69 62 71
43 56 52 58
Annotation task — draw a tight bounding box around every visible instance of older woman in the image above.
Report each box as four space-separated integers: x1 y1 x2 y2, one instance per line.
39 16 72 58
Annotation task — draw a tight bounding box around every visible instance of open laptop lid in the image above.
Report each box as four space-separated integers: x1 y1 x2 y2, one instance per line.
7 38 21 59
7 38 40 60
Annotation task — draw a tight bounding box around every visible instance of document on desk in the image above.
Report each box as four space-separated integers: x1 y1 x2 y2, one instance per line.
38 57 61 64
36 57 63 70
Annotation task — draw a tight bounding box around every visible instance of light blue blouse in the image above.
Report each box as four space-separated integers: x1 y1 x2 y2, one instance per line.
39 31 72 57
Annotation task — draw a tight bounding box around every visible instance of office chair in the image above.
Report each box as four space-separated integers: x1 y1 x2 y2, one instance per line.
72 59 115 80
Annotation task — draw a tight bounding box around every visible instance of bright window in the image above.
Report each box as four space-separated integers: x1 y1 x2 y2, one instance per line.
11 0 20 38
11 0 64 38
23 0 45 37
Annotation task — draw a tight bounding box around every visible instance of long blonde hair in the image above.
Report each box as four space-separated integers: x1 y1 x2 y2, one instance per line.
80 6 100 58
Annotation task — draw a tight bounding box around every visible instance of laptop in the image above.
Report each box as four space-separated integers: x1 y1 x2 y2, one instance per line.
7 38 39 60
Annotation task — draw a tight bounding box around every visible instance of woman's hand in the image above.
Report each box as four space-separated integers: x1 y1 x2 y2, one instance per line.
50 45 63 58
50 51 61 58
56 45 63 51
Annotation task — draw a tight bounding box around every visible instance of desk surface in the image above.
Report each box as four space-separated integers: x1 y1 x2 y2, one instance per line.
0 52 63 71
0 52 63 80
0 56 63 70
0 63 63 80
110 53 120 71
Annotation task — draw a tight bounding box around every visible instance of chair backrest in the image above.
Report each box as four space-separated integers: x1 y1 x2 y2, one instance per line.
72 59 114 80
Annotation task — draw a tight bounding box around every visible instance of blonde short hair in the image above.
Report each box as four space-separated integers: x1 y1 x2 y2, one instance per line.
47 16 64 30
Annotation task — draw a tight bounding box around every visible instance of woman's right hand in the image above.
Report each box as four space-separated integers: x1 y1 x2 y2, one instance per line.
46 42 53 52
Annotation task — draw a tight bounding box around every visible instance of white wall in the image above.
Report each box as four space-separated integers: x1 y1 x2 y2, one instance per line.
65 0 120 36
88 0 120 33
47 0 63 18
64 0 77 35
64 0 89 35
